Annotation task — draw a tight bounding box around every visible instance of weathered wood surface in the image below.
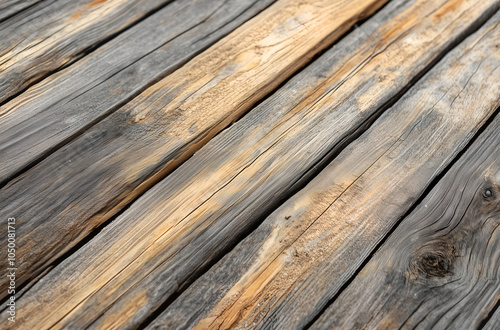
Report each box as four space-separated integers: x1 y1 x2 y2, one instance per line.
0 0 175 104
0 0 277 184
0 0 42 22
310 109 500 329
9 0 500 328
0 0 388 302
485 307 500 330
147 11 500 329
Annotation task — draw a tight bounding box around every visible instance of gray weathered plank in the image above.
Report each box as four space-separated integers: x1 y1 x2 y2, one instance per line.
311 111 500 330
148 10 500 329
0 0 276 183
0 0 387 305
0 0 43 22
9 0 500 328
0 0 174 104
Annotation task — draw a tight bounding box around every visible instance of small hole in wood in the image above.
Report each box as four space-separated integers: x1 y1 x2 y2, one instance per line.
483 188 493 198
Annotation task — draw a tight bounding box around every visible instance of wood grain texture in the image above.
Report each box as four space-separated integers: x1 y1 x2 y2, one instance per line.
485 307 500 330
0 0 42 22
148 11 500 329
0 0 388 304
9 0 500 328
311 114 500 330
0 0 174 104
0 0 277 184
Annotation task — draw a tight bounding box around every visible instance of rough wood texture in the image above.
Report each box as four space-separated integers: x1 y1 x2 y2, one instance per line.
9 0 500 328
0 0 277 183
0 0 174 104
312 114 500 330
0 0 388 303
0 0 42 22
485 307 500 330
148 11 500 329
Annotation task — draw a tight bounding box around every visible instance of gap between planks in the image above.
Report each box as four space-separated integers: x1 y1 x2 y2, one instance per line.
7 0 500 328
305 104 500 329
0 0 177 105
0 0 389 303
311 105 500 329
148 9 500 329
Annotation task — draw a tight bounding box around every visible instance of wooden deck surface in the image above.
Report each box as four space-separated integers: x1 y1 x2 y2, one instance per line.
1 0 499 329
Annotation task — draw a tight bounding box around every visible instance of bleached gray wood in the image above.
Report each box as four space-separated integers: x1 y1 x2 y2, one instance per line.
312 109 500 330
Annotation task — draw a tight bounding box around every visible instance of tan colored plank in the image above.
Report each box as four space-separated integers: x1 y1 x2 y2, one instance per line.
150 11 500 329
9 0 500 328
311 111 500 329
0 0 387 307
0 0 276 184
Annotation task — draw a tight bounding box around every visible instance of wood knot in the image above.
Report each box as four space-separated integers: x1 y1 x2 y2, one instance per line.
408 243 456 280
416 252 452 278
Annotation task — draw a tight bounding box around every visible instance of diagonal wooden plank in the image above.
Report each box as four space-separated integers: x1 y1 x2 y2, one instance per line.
310 111 500 329
9 0 500 328
0 0 276 184
0 0 389 303
0 0 176 104
148 11 500 329
0 0 43 23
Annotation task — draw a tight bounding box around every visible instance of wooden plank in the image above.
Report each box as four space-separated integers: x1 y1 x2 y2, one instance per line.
147 11 500 329
9 0 500 328
485 308 500 330
0 0 42 22
0 0 276 184
0 0 389 302
309 110 500 329
0 0 175 104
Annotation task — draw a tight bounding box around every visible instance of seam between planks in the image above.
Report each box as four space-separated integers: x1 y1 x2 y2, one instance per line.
304 104 500 330
0 0 177 110
0 0 279 189
129 3 500 328
5 0 389 312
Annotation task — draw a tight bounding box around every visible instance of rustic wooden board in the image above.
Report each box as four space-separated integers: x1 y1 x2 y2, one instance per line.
310 109 500 329
0 0 388 303
485 308 500 330
147 11 500 329
0 0 175 104
0 0 42 22
0 0 278 184
9 0 500 328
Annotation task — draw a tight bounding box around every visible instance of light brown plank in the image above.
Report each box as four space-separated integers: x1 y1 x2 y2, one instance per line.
311 110 500 329
9 0 500 328
0 0 277 184
0 0 388 307
149 11 500 329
